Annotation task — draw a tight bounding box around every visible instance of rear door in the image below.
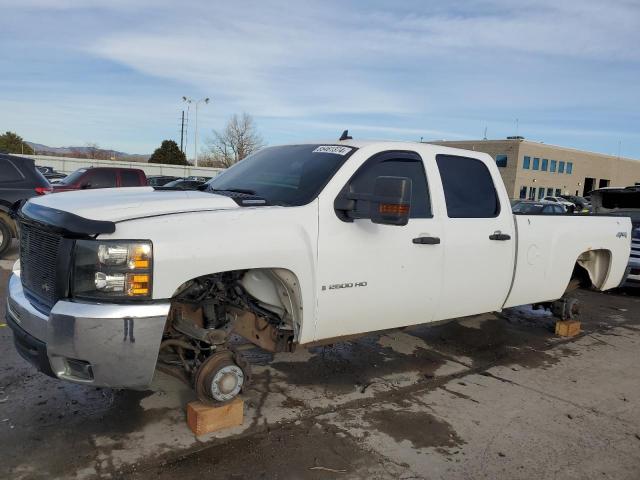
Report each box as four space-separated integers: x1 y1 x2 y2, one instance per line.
433 154 515 320
316 150 444 340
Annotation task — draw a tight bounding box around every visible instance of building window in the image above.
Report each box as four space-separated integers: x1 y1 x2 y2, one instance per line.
537 187 545 199
555 188 561 196
546 188 553 196
519 186 527 199
496 154 507 168
550 160 557 172
558 161 565 173
541 158 548 171
566 162 573 174
523 156 531 169
528 186 536 200
533 157 540 170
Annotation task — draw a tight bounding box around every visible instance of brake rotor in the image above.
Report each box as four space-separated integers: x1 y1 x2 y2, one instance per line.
194 350 249 404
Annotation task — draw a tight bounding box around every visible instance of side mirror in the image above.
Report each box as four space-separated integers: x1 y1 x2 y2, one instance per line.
370 176 412 226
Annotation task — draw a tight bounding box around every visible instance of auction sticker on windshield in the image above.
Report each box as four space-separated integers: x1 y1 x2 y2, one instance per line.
313 145 353 155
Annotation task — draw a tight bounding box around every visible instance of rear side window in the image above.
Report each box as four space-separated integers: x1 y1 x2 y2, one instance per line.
348 152 431 218
0 159 24 182
120 170 141 187
436 154 500 218
88 169 117 189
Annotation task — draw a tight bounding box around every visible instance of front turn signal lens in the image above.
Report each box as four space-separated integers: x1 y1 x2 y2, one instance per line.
126 273 150 296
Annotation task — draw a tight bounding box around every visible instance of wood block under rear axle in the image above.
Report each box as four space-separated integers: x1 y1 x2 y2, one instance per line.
555 320 581 337
187 397 244 436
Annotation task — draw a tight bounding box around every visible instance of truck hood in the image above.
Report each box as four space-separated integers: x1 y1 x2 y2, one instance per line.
28 187 240 222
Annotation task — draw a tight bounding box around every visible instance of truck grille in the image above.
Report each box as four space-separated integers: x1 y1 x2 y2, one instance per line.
19 222 61 307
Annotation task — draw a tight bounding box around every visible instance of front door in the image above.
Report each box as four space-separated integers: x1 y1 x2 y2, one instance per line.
315 151 444 341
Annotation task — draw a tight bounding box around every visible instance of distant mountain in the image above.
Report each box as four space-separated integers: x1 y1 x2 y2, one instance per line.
26 142 150 162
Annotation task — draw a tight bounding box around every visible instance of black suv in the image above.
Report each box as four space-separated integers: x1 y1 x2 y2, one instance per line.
0 155 51 256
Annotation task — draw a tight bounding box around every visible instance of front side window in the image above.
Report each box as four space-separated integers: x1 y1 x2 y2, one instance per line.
550 160 557 172
436 154 499 218
59 168 87 185
558 161 565 173
87 169 117 189
207 144 356 206
541 159 548 171
496 154 507 168
347 152 431 218
523 156 530 169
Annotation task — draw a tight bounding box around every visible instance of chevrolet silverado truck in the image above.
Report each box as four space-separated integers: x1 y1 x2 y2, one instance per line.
6 139 632 404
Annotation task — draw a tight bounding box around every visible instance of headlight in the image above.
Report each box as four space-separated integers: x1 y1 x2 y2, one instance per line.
72 240 153 300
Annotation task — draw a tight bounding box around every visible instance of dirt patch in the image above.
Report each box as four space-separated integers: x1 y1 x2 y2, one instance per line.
125 419 392 480
364 409 464 453
269 336 447 394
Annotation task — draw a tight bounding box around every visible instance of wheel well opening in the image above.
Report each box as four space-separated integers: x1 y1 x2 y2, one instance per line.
568 249 612 292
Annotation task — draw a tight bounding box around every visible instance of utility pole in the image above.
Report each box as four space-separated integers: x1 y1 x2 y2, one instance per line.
180 110 185 153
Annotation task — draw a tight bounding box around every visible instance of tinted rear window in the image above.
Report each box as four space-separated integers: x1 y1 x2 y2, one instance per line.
120 170 141 187
0 158 24 182
436 154 500 218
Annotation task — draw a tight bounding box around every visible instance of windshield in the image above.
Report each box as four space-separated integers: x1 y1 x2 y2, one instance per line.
205 144 356 206
58 168 87 185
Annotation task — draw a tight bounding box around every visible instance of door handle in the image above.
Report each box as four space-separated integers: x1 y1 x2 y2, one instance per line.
489 232 511 241
412 236 441 245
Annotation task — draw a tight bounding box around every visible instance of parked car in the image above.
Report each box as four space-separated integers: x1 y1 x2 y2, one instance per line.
590 186 640 287
147 175 180 187
512 200 566 215
0 155 51 256
160 178 205 190
560 194 591 213
51 167 147 192
36 165 67 181
7 140 631 404
542 196 575 212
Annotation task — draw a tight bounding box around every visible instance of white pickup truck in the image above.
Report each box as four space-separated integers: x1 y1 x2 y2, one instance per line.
7 139 631 403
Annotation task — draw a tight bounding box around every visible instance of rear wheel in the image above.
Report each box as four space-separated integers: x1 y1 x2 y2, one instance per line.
0 219 11 258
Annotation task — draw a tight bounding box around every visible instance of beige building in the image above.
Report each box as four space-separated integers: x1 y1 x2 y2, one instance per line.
431 137 640 200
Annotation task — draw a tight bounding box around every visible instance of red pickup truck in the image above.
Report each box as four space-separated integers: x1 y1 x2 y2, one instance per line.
52 167 147 192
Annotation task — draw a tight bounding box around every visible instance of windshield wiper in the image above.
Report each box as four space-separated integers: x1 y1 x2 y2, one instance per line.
209 187 257 195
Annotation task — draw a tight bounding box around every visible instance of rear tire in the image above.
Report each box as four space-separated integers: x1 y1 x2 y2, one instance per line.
0 219 11 258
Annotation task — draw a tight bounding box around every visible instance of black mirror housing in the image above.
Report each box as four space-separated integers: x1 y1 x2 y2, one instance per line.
370 176 412 226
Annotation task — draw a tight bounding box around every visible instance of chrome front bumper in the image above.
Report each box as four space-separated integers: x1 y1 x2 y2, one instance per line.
6 270 170 388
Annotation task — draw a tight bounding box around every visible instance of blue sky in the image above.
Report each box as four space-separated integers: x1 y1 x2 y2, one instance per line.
0 0 639 158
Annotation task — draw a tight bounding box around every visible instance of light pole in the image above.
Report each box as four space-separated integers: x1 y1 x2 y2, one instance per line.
191 97 210 167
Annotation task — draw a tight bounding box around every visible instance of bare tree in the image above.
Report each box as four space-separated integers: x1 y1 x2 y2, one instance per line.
207 113 265 168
